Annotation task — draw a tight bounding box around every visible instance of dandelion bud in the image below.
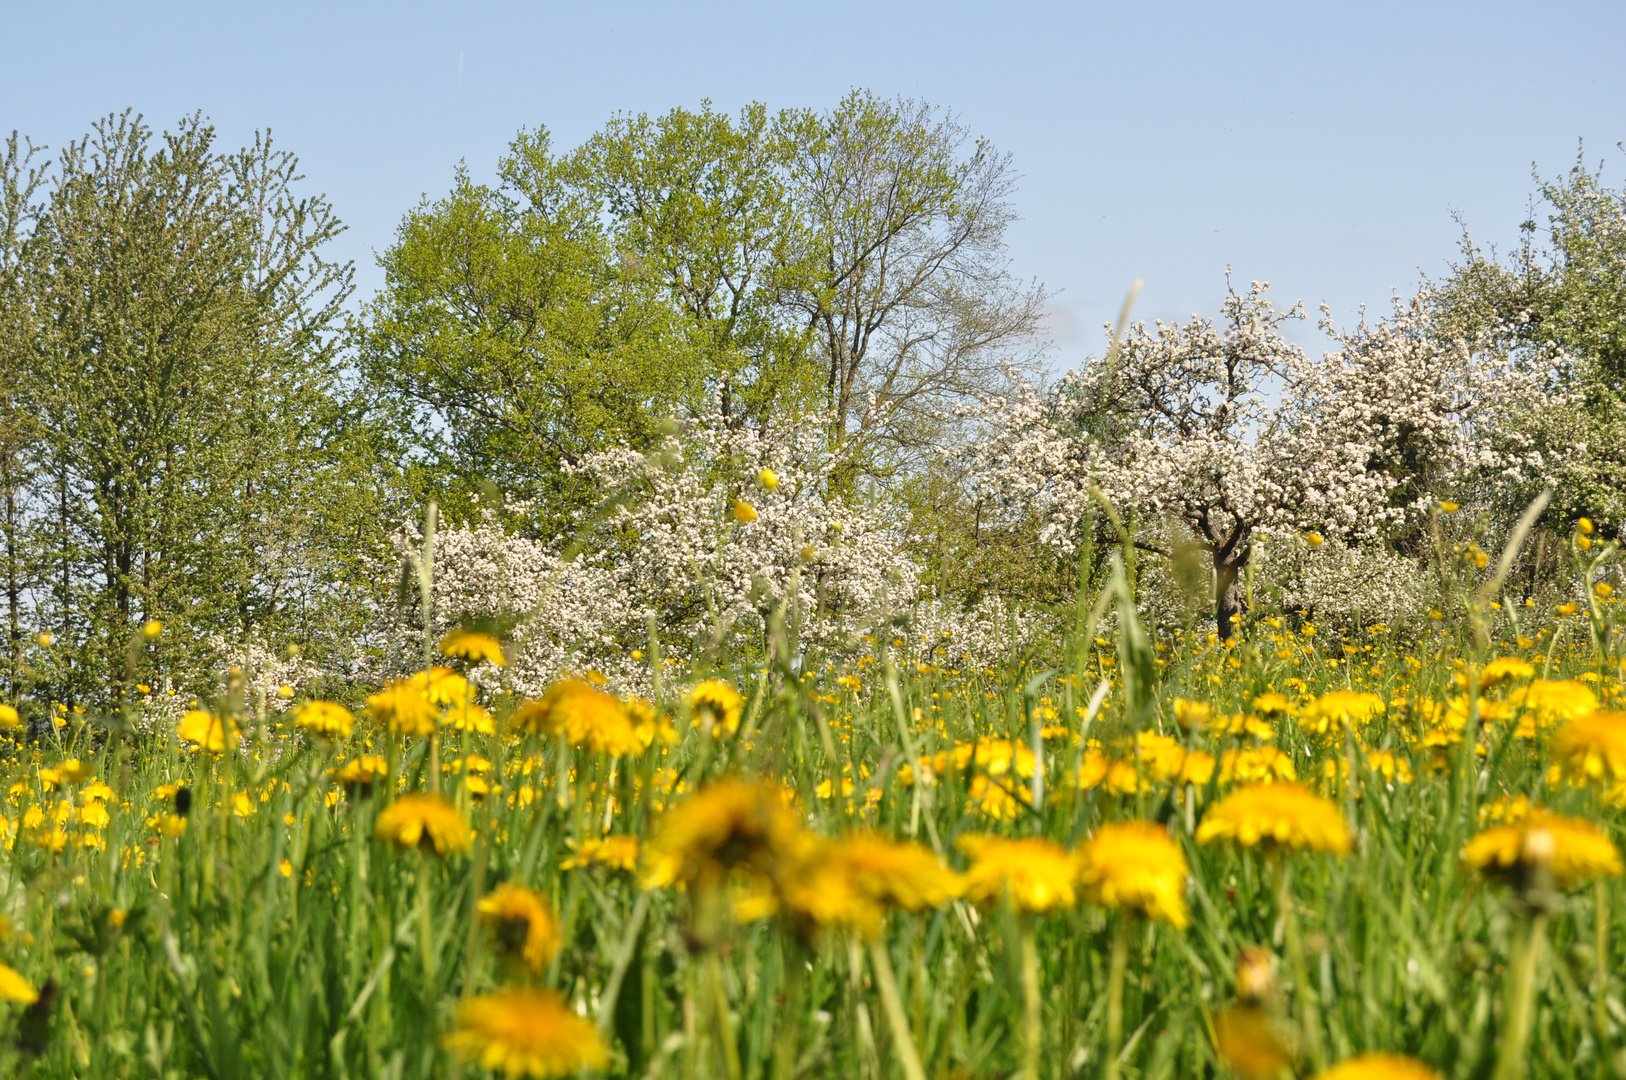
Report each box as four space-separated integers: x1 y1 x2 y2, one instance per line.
1578 518 1594 535
731 500 758 524
758 468 779 491
36 632 52 648
140 620 162 641
1304 532 1324 548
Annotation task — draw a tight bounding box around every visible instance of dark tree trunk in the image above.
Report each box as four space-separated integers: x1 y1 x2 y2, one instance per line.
1215 559 1246 640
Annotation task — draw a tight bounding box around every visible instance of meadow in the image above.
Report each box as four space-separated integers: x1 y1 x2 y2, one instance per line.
0 516 1621 1080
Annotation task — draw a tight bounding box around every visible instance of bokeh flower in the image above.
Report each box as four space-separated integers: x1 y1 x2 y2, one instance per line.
1311 1053 1442 1080
442 989 609 1077
687 679 745 737
374 794 471 857
1075 820 1191 926
1461 809 1621 891
440 628 506 667
957 834 1077 913
1196 782 1351 855
294 701 354 741
477 883 562 973
367 680 437 737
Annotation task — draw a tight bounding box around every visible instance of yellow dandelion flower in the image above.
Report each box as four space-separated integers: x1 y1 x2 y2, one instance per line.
1298 690 1385 738
1550 711 1626 783
1250 692 1294 716
1171 698 1212 729
1461 809 1622 891
231 792 255 818
1219 747 1298 785
560 835 640 872
687 679 745 737
1304 532 1324 547
823 832 961 913
758 468 779 491
1075 821 1190 926
439 628 507 667
1196 782 1351 855
1507 679 1599 738
442 989 609 1078
177 710 238 752
330 754 389 793
294 700 354 740
1311 1053 1442 1080
641 779 809 892
957 834 1077 914
367 679 438 736
731 500 758 523
373 793 471 857
0 963 38 1004
140 619 162 640
512 679 644 755
1479 657 1535 688
407 666 472 708
1213 1005 1294 1079
967 774 1032 819
446 702 496 734
0 704 18 731
1076 749 1110 790
477 883 562 973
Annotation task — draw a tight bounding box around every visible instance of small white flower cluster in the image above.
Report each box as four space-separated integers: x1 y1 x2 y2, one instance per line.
1256 539 1431 627
904 593 1049 672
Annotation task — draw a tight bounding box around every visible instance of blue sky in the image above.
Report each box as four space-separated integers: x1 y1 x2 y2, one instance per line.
4 1 1624 370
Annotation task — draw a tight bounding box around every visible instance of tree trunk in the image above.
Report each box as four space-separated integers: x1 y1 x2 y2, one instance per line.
1214 559 1246 640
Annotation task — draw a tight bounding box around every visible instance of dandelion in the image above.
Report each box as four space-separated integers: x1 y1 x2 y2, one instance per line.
687 679 745 737
1304 532 1324 547
36 632 51 647
440 628 506 667
1219 747 1298 785
0 963 37 1004
1196 782 1351 854
1311 1053 1442 1080
442 989 609 1077
758 468 779 490
1213 1005 1294 1079
477 883 562 973
0 704 18 731
1250 692 1293 716
641 778 809 892
1298 690 1384 738
140 619 162 641
53 759 94 784
731 500 758 523
1461 809 1621 891
374 793 471 857
560 835 640 872
512 679 644 755
1508 679 1597 738
294 701 354 740
1171 698 1211 729
408 666 473 708
821 832 961 914
1550 711 1626 783
177 710 238 753
957 835 1077 913
330 755 389 793
1479 657 1535 688
366 680 437 737
1075 821 1190 926
1596 582 1613 598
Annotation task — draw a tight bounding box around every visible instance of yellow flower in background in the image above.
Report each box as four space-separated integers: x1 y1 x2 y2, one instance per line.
561 835 640 872
0 963 38 1004
178 710 238 753
294 701 354 740
1550 711 1626 783
1219 747 1298 786
79 801 110 829
408 666 472 708
1597 582 1614 598
1250 692 1294 716
1171 698 1211 729
1197 782 1351 855
641 778 809 892
330 755 389 792
821 832 961 914
439 628 506 667
53 759 94 784
140 619 162 641
1479 656 1535 688
1298 691 1385 738
446 702 496 735
367 680 437 737
731 500 758 523
1312 1053 1442 1080
442 989 609 1077
957 834 1077 914
687 679 745 737
1075 821 1190 927
1508 679 1598 738
1462 809 1621 890
1578 518 1595 535
513 679 643 755
1438 501 1460 513
758 468 779 490
477 883 562 973
231 792 255 818
374 794 471 857
967 774 1032 819
0 704 18 731
1304 532 1324 547
1213 1005 1294 1079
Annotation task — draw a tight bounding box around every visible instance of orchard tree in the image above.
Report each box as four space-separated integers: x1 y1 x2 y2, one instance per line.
973 278 1554 637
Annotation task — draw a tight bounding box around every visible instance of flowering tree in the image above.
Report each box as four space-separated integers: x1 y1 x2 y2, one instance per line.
973 278 1555 637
